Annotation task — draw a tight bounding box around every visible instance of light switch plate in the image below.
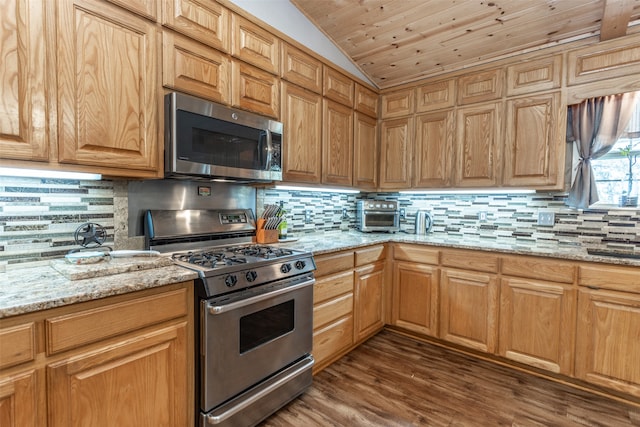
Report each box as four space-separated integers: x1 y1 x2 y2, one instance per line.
537 212 555 226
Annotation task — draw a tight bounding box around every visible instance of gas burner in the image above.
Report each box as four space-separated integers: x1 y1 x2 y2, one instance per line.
229 245 294 259
172 250 248 269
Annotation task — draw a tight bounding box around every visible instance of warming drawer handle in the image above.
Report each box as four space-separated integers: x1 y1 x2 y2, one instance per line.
206 278 314 315
204 355 315 425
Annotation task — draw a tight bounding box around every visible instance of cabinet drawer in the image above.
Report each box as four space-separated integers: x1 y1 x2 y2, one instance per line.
46 288 189 355
441 249 499 273
315 251 354 277
0 322 35 369
314 270 354 304
314 293 353 329
393 244 439 265
579 265 640 293
502 255 575 284
355 245 386 266
312 315 353 366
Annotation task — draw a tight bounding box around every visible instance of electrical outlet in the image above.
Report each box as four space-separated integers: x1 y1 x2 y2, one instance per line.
478 211 487 221
537 212 555 226
305 210 312 223
399 208 406 219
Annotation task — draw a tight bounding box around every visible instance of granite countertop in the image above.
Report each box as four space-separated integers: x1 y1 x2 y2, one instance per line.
1 231 638 319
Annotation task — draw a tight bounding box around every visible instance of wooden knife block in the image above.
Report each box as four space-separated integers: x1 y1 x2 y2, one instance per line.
256 219 278 244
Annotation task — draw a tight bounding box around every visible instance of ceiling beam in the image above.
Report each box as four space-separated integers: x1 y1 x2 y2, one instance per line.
600 0 634 41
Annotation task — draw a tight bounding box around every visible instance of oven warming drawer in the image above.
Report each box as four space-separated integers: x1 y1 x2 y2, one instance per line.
200 354 314 427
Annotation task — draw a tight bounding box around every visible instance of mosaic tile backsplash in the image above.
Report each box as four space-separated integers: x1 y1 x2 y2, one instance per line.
2 176 639 271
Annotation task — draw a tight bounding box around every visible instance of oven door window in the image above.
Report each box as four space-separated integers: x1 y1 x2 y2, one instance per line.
364 213 396 227
177 110 269 170
239 300 294 353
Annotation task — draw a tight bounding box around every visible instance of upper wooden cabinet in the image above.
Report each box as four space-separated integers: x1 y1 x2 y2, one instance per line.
381 88 414 118
413 110 454 188
503 92 564 188
353 112 378 190
506 55 562 96
354 84 378 117
162 31 230 104
232 14 279 74
56 0 161 177
322 99 354 186
106 0 158 21
454 101 503 187
379 117 413 189
231 60 279 118
323 67 354 107
457 68 504 105
281 82 322 183
280 43 322 94
0 0 49 162
416 79 455 113
162 0 229 52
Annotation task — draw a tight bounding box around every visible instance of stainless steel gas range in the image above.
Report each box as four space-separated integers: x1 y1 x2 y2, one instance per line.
145 209 315 427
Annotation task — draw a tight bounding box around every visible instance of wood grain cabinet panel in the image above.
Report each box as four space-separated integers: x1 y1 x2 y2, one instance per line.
381 88 414 118
379 117 413 189
502 255 575 284
315 251 354 277
440 268 499 353
499 278 576 374
416 79 455 112
354 84 378 117
354 262 385 342
355 245 386 267
441 249 499 273
457 68 504 105
47 322 190 427
392 261 439 337
454 101 503 187
231 60 279 118
393 244 439 265
353 112 378 190
314 293 353 330
162 0 229 52
0 0 49 162
506 54 561 96
106 0 158 20
0 322 35 369
579 264 640 294
413 110 454 188
314 271 354 304
280 43 322 93
162 31 230 104
323 67 354 107
567 35 640 86
322 99 353 186
56 0 160 176
503 92 564 188
575 288 640 398
232 14 279 74
281 82 322 183
0 370 38 427
312 315 353 371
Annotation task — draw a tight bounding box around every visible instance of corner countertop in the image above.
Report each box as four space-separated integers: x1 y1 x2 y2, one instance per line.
1 231 638 319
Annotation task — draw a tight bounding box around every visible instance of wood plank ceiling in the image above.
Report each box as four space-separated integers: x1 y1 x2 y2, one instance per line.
291 0 640 89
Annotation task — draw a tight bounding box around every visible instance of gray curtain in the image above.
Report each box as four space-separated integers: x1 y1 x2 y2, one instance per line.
566 92 638 208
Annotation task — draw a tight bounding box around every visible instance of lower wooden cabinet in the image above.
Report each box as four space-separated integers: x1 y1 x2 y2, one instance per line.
0 369 39 426
391 261 439 336
354 261 385 342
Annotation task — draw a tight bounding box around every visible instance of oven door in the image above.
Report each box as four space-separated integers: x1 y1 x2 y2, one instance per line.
200 274 314 412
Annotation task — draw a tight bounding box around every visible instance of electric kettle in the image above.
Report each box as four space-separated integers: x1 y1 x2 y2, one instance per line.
414 210 433 235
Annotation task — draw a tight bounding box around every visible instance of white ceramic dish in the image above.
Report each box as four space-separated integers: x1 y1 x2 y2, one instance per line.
64 251 106 265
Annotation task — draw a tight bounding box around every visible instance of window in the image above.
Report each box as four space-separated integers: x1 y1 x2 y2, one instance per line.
590 97 640 207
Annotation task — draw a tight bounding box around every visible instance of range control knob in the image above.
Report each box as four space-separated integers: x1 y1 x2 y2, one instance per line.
245 270 258 282
281 263 292 273
294 260 306 270
224 274 238 287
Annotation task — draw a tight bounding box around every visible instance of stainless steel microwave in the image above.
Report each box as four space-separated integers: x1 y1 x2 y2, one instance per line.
165 92 283 182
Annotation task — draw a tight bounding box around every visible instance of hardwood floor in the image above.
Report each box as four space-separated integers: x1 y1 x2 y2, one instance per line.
261 330 640 426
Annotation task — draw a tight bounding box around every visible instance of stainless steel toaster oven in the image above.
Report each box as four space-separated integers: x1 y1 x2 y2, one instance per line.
356 200 400 233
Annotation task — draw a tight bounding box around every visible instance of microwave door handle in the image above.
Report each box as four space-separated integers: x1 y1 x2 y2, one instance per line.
264 129 273 171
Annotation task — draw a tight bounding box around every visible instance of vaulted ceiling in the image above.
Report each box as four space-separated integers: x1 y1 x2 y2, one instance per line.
291 0 640 89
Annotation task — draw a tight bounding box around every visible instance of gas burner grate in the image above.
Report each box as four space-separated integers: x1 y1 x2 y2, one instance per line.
228 245 294 259
172 250 248 269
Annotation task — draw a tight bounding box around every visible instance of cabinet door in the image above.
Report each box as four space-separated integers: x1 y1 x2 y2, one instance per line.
162 31 230 104
281 43 322 94
231 14 279 74
503 92 564 188
162 0 229 52
56 0 160 176
499 278 576 374
48 322 189 427
457 68 503 105
282 82 322 183
575 288 640 398
231 60 279 118
323 67 354 107
381 88 414 118
392 261 439 337
0 0 49 162
106 0 158 20
322 99 353 186
0 370 38 426
454 101 503 187
379 117 413 189
355 84 378 118
413 110 454 188
416 79 455 113
354 262 385 342
353 112 378 190
440 269 499 353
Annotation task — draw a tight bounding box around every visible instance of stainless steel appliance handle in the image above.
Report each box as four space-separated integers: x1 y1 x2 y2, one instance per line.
204 356 314 425
207 277 314 315
264 129 273 171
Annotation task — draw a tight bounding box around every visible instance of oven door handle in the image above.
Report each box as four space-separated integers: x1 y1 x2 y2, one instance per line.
206 277 314 315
